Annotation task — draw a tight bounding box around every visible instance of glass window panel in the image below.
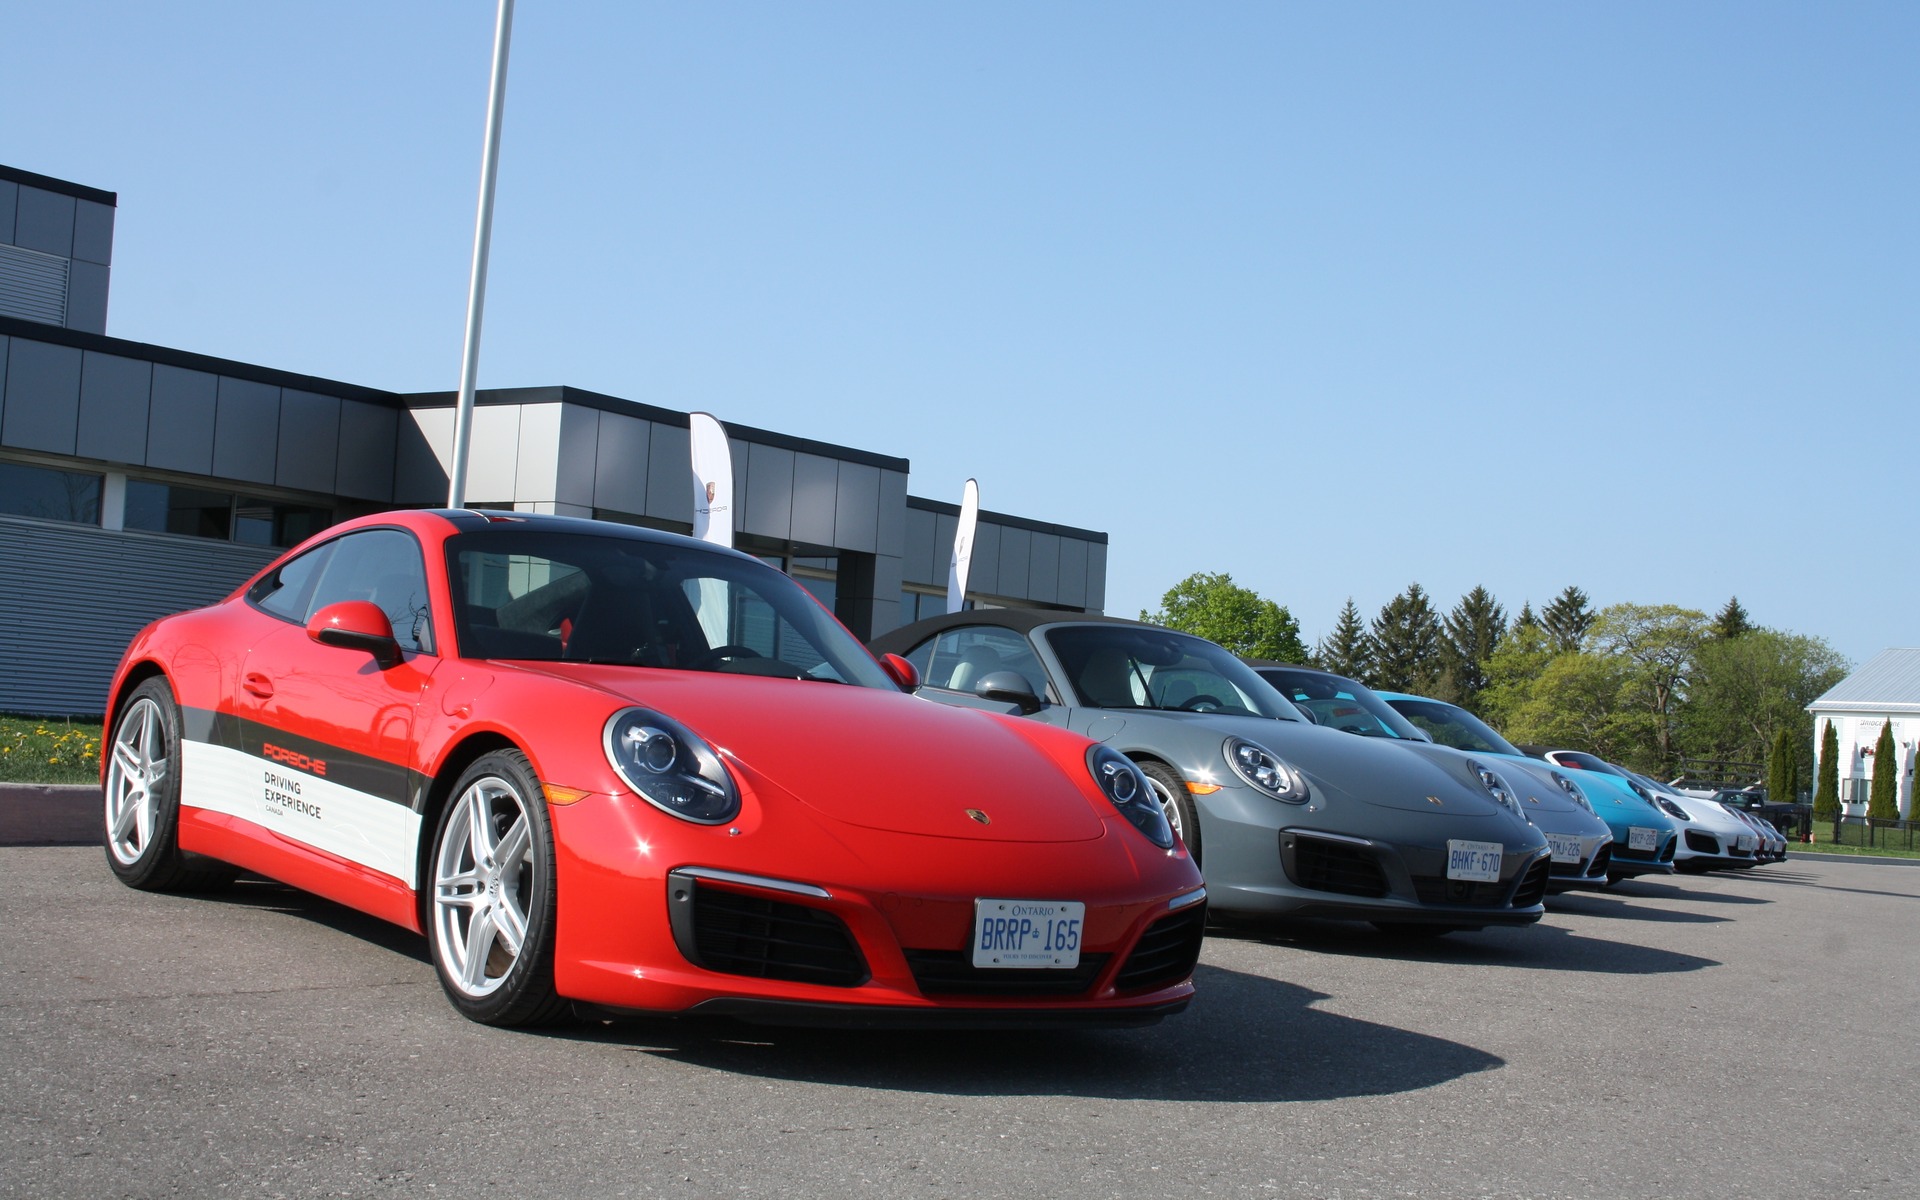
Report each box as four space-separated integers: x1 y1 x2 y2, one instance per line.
0 461 101 524
307 529 433 654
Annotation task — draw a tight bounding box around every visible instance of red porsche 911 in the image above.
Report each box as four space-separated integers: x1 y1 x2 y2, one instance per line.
101 509 1204 1027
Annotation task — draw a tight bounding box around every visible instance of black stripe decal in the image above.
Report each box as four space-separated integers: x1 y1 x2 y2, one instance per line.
185 707 430 811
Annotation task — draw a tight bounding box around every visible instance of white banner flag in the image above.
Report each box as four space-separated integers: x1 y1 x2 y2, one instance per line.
688 412 733 549
947 478 979 614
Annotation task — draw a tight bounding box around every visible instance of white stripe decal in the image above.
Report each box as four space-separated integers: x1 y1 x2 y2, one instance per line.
183 741 422 889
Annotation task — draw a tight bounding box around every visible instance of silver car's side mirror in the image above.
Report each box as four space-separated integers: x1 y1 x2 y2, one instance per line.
974 670 1044 714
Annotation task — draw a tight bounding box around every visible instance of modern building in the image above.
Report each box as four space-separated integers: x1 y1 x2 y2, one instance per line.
0 164 1106 716
1807 647 1919 818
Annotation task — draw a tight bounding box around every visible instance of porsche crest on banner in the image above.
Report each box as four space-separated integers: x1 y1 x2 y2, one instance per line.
689 412 733 548
947 478 979 614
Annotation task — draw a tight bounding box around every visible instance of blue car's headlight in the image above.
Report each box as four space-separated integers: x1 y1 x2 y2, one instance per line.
1225 738 1309 803
603 707 739 824
1088 745 1174 849
1468 759 1525 820
1553 771 1596 815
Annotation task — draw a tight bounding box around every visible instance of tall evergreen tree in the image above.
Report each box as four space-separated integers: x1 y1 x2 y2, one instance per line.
1767 727 1798 806
1315 598 1373 681
1712 596 1753 641
1368 583 1443 694
1540 586 1596 652
1438 586 1506 712
1868 719 1899 820
1513 602 1539 631
1813 720 1840 822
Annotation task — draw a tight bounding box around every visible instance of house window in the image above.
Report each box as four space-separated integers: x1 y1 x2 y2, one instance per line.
123 480 332 547
0 460 101 524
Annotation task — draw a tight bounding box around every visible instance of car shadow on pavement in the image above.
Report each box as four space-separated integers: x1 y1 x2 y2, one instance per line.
563 962 1504 1103
1542 892 1733 923
211 875 432 963
1210 917 1718 976
1586 878 1773 905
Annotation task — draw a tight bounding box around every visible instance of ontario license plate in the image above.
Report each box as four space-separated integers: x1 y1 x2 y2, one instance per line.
971 899 1084 969
1446 840 1503 882
1628 826 1658 852
1545 832 1584 864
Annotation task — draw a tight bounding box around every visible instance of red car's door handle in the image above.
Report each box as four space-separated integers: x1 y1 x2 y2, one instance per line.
242 673 275 699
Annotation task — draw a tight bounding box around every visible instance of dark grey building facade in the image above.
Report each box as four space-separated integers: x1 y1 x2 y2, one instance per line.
0 165 1106 715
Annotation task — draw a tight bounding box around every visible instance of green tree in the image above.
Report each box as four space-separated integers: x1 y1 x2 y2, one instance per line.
1141 572 1308 662
1478 620 1559 733
1712 596 1753 641
1498 650 1652 767
1767 727 1798 806
1315 598 1373 681
1541 586 1596 653
1679 629 1849 769
1868 720 1899 819
1588 603 1709 771
1513 602 1539 631
1813 720 1840 821
1437 586 1506 712
1368 583 1442 694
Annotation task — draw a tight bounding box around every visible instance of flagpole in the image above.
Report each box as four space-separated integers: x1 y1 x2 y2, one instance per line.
447 0 516 508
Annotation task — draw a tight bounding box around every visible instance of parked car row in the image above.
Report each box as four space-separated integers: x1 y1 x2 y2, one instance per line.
96 509 1782 1035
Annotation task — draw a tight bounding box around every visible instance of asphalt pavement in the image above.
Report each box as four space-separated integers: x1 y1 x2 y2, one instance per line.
2 791 1915 1198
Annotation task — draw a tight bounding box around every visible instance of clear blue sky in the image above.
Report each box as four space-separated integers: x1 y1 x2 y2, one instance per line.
6 3 1914 664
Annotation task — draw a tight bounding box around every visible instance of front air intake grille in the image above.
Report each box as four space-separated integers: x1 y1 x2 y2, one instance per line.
1614 843 1661 862
672 878 869 988
1685 831 1719 854
1510 856 1551 907
904 951 1111 997
1588 843 1612 876
1285 834 1389 898
1113 904 1207 993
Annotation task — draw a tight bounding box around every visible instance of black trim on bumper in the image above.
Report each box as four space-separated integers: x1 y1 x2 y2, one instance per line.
577 996 1190 1029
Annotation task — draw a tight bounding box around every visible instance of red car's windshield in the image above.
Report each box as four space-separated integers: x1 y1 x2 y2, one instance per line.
445 528 893 688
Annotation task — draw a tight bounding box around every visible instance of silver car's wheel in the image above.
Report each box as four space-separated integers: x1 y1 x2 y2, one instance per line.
102 677 234 892
1139 761 1202 864
427 750 565 1026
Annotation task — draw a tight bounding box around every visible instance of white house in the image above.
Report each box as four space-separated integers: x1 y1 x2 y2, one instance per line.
1808 648 1920 818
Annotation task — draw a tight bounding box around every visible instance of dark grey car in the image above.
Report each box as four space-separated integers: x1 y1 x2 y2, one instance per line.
870 612 1552 931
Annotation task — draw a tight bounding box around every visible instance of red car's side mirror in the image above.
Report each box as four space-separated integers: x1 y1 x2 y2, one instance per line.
307 601 402 669
880 652 920 692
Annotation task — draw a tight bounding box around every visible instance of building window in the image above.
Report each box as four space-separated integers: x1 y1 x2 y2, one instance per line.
900 586 949 623
0 460 101 524
124 480 332 547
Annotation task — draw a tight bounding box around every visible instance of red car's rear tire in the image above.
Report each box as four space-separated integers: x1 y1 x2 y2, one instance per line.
103 677 236 892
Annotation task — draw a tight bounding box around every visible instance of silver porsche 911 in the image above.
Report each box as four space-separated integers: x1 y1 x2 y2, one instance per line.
870 612 1552 933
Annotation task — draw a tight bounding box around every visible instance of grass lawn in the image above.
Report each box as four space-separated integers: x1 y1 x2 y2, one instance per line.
1796 836 1920 861
0 715 104 785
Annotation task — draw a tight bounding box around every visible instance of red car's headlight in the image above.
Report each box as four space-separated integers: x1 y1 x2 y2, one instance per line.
603 708 740 824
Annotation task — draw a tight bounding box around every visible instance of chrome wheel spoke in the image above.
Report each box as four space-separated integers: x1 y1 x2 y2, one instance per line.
491 892 527 955
461 908 499 987
494 815 530 875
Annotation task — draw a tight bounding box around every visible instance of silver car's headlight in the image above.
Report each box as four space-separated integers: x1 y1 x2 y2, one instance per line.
1553 771 1596 815
1468 759 1524 819
603 707 739 824
1225 738 1309 804
1088 745 1174 849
